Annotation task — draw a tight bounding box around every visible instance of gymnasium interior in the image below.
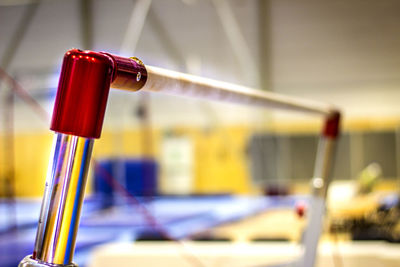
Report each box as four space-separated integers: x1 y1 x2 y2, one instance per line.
1 1 400 266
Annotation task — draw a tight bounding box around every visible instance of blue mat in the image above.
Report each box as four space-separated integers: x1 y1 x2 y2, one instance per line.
0 195 307 267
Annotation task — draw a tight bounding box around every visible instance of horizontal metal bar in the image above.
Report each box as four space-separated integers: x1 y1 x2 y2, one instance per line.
140 65 336 116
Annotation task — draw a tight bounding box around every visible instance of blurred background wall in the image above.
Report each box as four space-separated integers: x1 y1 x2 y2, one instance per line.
1 0 400 197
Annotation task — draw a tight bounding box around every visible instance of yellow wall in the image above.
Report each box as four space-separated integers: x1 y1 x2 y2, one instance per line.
193 127 252 194
1 126 255 197
4 116 400 198
0 132 53 197
95 126 254 195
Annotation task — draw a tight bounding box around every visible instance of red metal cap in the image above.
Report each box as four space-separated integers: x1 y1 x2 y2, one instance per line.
102 53 147 91
50 49 115 138
323 111 341 138
50 49 147 138
50 49 148 139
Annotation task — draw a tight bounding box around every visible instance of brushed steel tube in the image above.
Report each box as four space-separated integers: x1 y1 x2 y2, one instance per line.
139 65 336 116
31 133 94 265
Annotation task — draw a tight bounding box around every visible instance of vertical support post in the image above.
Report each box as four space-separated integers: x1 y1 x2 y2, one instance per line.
3 88 17 230
20 133 94 266
258 0 272 91
299 112 340 267
19 49 147 267
80 0 93 50
396 127 400 196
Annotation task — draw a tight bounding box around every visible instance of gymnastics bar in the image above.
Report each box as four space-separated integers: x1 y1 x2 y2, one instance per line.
19 49 340 267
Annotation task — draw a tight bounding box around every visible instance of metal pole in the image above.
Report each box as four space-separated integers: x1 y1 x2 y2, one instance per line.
1 1 40 70
3 87 17 231
298 113 340 267
80 0 93 50
396 127 400 196
212 0 258 85
20 133 94 266
19 49 145 267
258 0 272 92
299 137 336 267
120 0 152 55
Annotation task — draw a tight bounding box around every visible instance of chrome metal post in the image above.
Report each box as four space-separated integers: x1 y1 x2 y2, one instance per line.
299 136 337 267
19 133 94 267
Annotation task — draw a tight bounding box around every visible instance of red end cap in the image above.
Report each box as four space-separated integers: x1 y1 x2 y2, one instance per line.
102 53 147 91
323 111 341 138
50 49 115 138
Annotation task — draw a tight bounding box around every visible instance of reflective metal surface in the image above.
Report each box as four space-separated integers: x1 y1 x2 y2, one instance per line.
50 49 147 139
50 49 114 138
32 133 94 265
19 255 77 267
